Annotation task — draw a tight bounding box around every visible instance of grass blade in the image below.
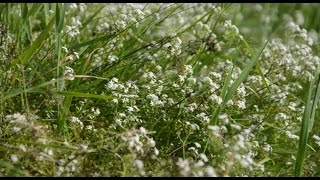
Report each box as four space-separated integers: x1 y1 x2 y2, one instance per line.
294 71 319 176
54 91 113 100
210 64 233 125
308 72 320 132
240 37 271 94
0 77 65 103
224 39 269 104
12 14 55 66
0 160 29 176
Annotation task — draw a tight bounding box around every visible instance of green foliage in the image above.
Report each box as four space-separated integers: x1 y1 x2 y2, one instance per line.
1 3 320 177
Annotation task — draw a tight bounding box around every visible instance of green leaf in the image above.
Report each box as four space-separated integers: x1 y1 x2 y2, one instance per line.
294 71 319 176
224 39 269 104
53 91 113 100
12 14 55 65
210 64 233 125
308 72 320 132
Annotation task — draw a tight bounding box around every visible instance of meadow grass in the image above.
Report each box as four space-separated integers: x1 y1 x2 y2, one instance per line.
0 3 320 176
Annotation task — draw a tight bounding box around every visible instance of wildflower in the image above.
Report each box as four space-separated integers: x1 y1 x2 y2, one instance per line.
208 94 222 105
91 107 101 116
312 135 320 146
10 154 18 163
231 124 242 130
108 54 119 64
65 25 80 38
62 46 68 53
236 100 246 109
112 98 118 104
223 20 240 38
199 153 208 162
19 144 27 152
5 113 27 122
134 159 144 169
80 144 88 152
139 127 147 135
70 116 83 129
204 166 217 177
154 147 159 156
208 125 222 138
13 126 22 132
64 66 74 80
219 114 229 124
263 144 273 152
176 158 191 176
286 131 299 140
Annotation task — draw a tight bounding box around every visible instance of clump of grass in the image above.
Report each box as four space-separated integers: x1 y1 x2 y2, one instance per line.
1 3 320 177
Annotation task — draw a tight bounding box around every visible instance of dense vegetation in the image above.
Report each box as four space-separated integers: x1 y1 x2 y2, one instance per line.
1 3 320 176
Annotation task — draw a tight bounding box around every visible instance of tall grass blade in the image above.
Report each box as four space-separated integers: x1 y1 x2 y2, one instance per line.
294 71 319 176
54 91 113 100
223 39 269 104
12 15 55 66
210 64 233 125
308 72 320 132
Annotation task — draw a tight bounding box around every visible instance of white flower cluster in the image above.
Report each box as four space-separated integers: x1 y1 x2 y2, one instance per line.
65 16 83 38
107 54 119 64
146 93 164 107
5 113 40 133
194 21 212 37
55 155 80 176
261 22 320 82
163 37 182 56
121 127 159 158
5 112 27 123
69 3 86 13
176 157 217 177
64 66 75 81
70 116 84 129
312 134 320 147
287 21 313 46
223 20 240 38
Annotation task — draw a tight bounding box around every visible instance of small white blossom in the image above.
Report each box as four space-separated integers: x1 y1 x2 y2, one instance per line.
10 154 18 163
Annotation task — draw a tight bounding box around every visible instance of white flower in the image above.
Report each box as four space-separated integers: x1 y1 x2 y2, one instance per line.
13 126 22 132
108 55 119 64
209 72 222 80
62 46 68 53
203 76 213 85
230 124 242 130
199 153 208 162
46 149 54 156
204 166 217 177
64 66 75 80
312 134 320 141
134 159 144 169
240 159 249 168
80 144 88 152
176 158 191 176
19 144 27 152
154 147 159 156
286 131 299 140
223 20 239 37
219 114 229 124
91 107 101 116
112 99 118 104
208 94 222 105
236 100 246 109
5 113 27 122
263 144 273 152
208 125 222 138
139 127 147 135
10 154 18 163
194 142 201 148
